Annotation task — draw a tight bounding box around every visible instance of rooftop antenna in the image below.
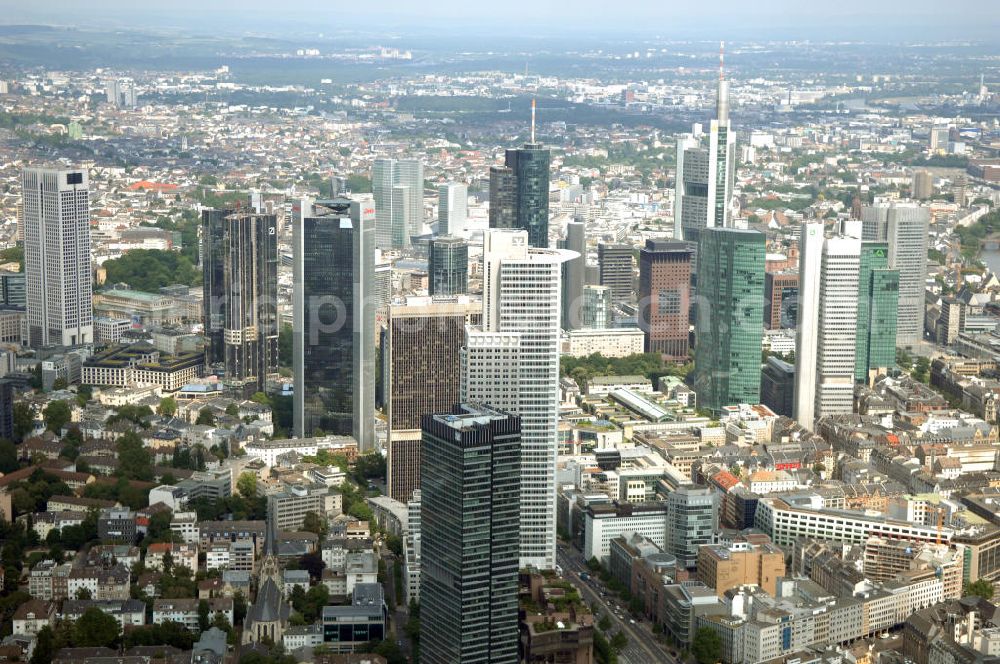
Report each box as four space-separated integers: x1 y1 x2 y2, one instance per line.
531 98 536 144
719 40 725 81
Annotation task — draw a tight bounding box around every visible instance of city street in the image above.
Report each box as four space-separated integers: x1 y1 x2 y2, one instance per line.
556 543 677 664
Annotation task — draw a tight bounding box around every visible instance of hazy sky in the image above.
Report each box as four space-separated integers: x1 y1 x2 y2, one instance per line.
1 0 997 39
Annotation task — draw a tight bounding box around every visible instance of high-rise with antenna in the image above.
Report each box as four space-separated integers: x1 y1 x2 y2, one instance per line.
488 99 551 248
674 40 737 251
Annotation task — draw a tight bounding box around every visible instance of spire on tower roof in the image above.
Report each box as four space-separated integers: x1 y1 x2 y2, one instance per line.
716 40 730 124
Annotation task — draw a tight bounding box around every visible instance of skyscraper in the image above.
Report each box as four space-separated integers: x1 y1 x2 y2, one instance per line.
674 43 736 248
22 167 93 348
665 485 719 570
582 285 611 329
427 236 468 297
794 222 861 428
372 158 424 249
437 182 467 236
202 207 233 367
560 219 586 331
385 298 478 502
222 211 279 396
639 240 692 360
598 243 634 301
886 204 930 346
693 228 765 412
855 243 898 383
292 197 375 449
764 271 799 330
420 404 521 664
462 229 574 570
488 120 551 249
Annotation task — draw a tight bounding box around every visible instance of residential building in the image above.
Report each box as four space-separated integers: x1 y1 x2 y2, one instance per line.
153 598 233 633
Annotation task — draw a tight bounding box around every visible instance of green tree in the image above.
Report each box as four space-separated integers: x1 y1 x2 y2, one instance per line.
237 472 257 499
598 614 612 631
30 626 58 664
196 408 216 426
611 631 628 652
13 402 35 441
42 400 71 434
691 627 722 664
302 511 328 538
102 248 199 290
198 599 211 631
0 439 18 474
157 396 177 417
76 587 92 600
966 579 994 600
74 606 121 647
117 431 153 481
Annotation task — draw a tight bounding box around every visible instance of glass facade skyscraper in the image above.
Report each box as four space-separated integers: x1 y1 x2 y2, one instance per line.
420 404 521 664
693 227 765 412
428 236 468 296
202 207 233 367
855 242 899 382
489 144 551 248
293 197 375 449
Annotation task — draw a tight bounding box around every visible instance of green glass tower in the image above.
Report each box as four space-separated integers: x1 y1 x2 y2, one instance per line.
693 228 765 412
855 242 899 382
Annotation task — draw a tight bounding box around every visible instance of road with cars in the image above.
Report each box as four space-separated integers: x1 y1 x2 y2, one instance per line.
556 543 678 664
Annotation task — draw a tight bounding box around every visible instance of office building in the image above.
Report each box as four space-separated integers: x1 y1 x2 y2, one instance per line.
937 297 965 345
598 243 634 301
674 46 735 249
420 405 521 664
386 299 476 502
462 229 574 570
201 208 231 367
794 222 860 428
437 182 467 236
220 211 278 395
0 379 13 441
855 242 899 382
581 285 611 329
693 228 766 412
105 80 137 108
373 158 423 249
760 357 795 418
292 197 375 449
912 169 933 200
763 271 798 330
582 502 669 562
322 584 388 652
22 167 94 348
696 541 785 597
489 136 551 248
666 486 719 570
427 236 468 296
862 203 930 344
560 219 586 331
639 240 692 360
0 271 25 309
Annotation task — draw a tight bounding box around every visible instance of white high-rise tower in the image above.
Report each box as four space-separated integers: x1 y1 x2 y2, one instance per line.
794 221 861 428
22 167 93 348
461 229 576 570
674 41 736 246
437 182 467 236
372 158 424 249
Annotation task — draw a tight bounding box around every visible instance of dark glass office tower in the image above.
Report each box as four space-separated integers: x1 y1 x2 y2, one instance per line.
223 212 278 396
489 144 551 248
293 197 375 449
201 208 233 368
420 404 521 664
428 236 468 296
855 242 899 382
